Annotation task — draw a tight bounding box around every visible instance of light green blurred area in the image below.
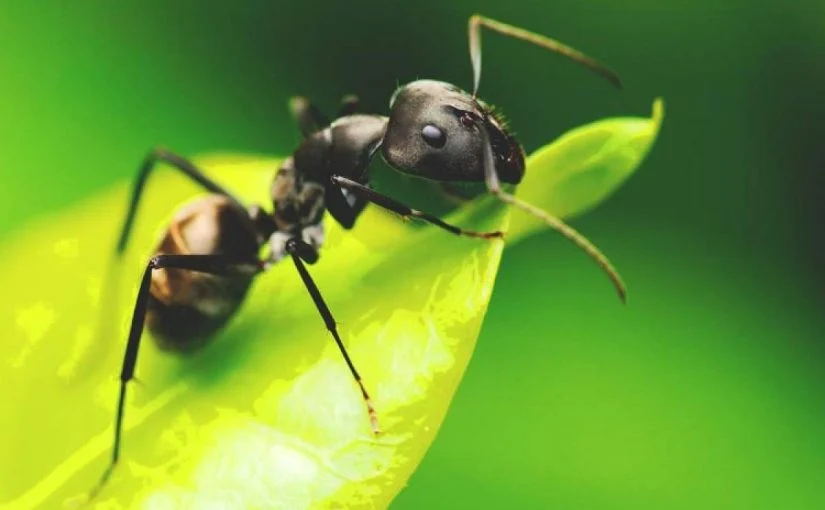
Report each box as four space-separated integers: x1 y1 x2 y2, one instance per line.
1 2 824 509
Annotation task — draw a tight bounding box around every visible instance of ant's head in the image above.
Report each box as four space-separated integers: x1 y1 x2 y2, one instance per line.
381 80 525 184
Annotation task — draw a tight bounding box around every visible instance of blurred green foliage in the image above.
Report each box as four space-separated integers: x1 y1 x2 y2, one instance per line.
1 2 824 509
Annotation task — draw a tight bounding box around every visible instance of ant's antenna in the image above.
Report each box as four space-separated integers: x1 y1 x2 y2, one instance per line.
479 124 627 303
468 14 622 97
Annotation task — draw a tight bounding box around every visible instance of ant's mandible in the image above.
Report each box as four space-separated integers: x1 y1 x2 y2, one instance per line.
90 14 625 498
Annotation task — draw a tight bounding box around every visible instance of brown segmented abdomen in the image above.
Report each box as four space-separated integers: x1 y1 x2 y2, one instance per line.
145 194 261 352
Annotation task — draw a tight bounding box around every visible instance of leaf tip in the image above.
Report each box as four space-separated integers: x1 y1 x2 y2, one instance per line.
651 97 665 130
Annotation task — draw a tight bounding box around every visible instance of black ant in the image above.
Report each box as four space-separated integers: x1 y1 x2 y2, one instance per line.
90 14 625 498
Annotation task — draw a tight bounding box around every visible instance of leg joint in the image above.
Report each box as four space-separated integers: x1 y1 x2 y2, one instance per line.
149 254 165 268
286 238 319 264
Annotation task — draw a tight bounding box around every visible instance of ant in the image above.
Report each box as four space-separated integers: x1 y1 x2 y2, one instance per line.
90 14 625 498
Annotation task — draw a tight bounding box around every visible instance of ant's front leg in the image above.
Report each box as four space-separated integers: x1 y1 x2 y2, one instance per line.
324 177 369 230
330 175 503 239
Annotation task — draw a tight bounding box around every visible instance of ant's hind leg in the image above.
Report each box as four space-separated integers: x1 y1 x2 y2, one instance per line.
89 254 261 501
117 148 246 254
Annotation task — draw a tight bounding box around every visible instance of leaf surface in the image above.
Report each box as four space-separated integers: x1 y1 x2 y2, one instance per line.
0 100 662 509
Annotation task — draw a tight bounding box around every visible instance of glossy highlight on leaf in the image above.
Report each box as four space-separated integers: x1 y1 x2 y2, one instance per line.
0 100 662 509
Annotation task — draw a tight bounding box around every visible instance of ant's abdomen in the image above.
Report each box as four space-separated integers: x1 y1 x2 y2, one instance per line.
145 194 260 352
146 300 234 352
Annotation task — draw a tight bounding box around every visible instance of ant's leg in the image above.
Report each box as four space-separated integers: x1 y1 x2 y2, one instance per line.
331 175 503 239
324 179 368 230
284 238 381 435
90 254 262 500
337 95 360 117
117 148 246 254
467 14 621 96
289 96 330 138
477 125 627 303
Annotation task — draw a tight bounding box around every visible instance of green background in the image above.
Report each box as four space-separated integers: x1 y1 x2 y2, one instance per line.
2 2 824 509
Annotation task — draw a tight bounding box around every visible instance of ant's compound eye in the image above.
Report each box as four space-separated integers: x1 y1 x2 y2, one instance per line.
421 124 447 148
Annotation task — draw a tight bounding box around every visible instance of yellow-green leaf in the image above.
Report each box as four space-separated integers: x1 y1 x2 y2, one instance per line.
0 155 507 510
0 100 662 509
